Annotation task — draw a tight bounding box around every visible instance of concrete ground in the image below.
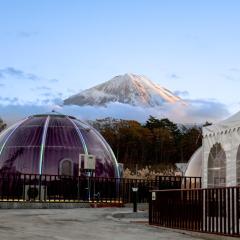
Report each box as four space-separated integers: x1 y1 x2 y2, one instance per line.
0 208 231 240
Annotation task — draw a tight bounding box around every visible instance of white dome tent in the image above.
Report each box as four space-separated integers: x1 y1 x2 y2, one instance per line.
184 146 202 178
202 111 240 188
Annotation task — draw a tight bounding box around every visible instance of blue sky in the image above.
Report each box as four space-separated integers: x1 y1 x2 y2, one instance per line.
0 1 240 123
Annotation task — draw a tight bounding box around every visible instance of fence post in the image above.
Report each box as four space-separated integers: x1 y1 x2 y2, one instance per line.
132 187 138 212
149 191 152 224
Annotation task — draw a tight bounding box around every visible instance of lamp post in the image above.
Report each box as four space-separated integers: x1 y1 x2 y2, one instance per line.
132 187 138 212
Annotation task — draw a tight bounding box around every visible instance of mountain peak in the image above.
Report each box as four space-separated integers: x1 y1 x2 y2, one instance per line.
64 73 185 107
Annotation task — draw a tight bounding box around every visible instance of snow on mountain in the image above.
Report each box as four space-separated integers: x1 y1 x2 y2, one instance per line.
64 73 185 107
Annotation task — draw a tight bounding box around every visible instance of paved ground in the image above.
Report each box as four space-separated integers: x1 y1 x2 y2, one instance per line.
0 208 213 240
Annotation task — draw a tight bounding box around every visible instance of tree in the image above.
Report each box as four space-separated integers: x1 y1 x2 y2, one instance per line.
0 118 6 133
145 116 181 164
99 116 202 172
178 126 202 162
145 116 181 138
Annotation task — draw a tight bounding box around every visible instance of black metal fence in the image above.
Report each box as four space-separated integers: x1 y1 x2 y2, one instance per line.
155 175 201 189
0 173 201 203
149 186 240 237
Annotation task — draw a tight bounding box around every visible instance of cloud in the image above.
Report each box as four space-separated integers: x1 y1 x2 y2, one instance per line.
0 83 5 87
0 68 60 92
17 31 38 38
229 68 240 72
223 74 239 81
40 97 63 105
0 67 39 81
66 88 80 94
3 67 24 77
23 90 65 105
40 92 52 97
39 91 64 103
174 90 189 97
49 79 59 83
0 86 66 107
0 97 230 127
223 68 240 81
31 86 52 91
170 73 180 79
175 99 229 123
67 99 229 124
0 97 19 105
0 105 53 125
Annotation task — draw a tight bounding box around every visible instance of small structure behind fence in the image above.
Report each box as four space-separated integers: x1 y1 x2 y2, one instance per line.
149 186 240 237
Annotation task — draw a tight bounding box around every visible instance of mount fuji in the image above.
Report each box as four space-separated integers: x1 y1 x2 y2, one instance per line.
64 73 185 107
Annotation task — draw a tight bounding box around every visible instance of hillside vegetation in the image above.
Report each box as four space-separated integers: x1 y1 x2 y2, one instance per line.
94 116 202 172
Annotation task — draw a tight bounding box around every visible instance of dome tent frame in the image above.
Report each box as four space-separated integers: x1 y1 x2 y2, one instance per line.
0 112 120 178
202 111 240 188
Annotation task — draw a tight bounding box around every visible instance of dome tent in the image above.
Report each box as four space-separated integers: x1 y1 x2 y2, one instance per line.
202 111 240 188
184 146 202 178
0 112 120 178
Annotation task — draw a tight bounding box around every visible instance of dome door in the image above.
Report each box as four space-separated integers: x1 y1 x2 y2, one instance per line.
59 159 73 176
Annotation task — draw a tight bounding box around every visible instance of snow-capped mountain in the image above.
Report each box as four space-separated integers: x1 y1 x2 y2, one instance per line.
64 73 185 107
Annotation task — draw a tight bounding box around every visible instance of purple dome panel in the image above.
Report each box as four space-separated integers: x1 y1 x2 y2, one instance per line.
42 147 81 175
45 126 81 147
2 117 45 147
7 126 43 147
74 121 116 178
25 116 47 126
0 146 40 174
0 117 46 174
48 117 73 127
0 114 119 178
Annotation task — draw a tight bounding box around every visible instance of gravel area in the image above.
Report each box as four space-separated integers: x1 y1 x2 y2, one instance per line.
0 208 227 240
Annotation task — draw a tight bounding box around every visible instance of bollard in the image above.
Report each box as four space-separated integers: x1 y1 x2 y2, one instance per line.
132 187 138 212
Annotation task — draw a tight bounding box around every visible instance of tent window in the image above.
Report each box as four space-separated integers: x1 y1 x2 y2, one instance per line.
237 146 240 185
59 159 73 176
207 143 226 188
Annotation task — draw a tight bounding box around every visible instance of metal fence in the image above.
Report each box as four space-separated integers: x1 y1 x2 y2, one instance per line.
0 173 201 203
149 186 240 237
155 175 201 189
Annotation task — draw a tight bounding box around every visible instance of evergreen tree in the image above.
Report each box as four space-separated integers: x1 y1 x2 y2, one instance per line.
99 116 202 171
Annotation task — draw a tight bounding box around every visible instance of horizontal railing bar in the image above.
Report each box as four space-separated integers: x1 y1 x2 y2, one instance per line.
0 173 202 204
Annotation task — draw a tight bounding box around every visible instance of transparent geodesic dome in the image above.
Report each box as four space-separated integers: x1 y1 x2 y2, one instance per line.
0 113 119 178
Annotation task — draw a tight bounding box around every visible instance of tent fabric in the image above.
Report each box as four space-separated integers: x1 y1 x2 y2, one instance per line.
202 111 240 188
184 147 202 178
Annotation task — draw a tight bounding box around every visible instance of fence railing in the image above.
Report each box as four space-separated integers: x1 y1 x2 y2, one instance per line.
0 173 201 203
155 175 201 189
149 186 240 237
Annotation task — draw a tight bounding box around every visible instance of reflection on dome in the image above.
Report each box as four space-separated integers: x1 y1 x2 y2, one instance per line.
184 147 202 177
0 113 119 178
